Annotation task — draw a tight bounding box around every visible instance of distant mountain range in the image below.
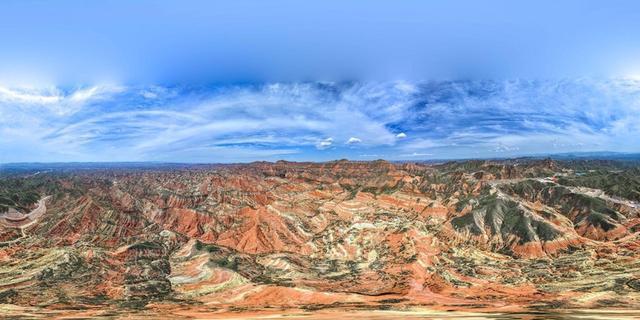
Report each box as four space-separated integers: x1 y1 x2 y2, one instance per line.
2 152 639 170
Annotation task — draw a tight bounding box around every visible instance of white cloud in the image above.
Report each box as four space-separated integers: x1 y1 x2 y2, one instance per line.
394 81 418 94
396 132 407 139
0 86 62 104
140 85 174 100
316 137 334 150
70 88 97 102
141 91 158 99
346 137 362 144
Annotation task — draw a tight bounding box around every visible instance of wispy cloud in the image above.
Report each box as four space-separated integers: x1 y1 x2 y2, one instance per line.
0 87 62 104
1 79 639 163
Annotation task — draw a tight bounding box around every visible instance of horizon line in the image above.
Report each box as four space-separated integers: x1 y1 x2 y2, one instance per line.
2 151 639 167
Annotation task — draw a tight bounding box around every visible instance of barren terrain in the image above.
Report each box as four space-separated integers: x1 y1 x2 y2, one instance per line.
1 159 639 318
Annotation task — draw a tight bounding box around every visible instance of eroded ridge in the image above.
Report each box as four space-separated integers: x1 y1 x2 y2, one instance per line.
0 159 639 317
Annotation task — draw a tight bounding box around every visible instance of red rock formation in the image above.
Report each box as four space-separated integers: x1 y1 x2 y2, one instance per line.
1 159 639 316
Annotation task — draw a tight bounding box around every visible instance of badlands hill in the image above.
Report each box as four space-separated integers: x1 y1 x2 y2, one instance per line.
0 159 639 317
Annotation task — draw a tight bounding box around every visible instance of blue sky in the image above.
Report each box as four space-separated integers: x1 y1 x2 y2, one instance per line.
1 1 640 162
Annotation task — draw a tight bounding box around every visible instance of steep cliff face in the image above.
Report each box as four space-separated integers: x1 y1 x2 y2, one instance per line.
1 159 639 316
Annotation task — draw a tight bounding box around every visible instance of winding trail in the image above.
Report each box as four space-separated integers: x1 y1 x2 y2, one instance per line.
0 195 50 245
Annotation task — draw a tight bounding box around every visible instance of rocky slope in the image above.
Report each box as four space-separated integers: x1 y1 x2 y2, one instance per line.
0 159 639 317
